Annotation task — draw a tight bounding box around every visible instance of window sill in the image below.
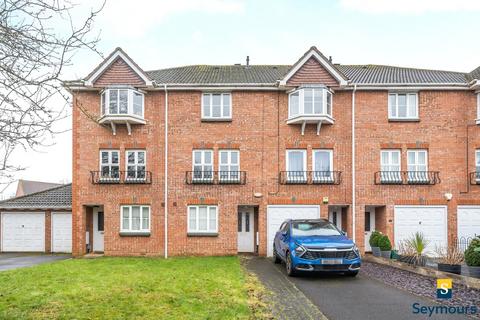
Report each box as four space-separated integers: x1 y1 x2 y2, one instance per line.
476 119 480 125
187 232 218 237
201 118 232 122
388 118 420 122
119 231 151 237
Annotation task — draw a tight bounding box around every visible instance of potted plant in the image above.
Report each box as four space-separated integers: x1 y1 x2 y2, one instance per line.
435 245 463 275
399 232 430 266
369 231 382 257
465 237 480 278
378 235 392 259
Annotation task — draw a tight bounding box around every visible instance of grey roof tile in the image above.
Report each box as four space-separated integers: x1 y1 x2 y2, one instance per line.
0 184 71 210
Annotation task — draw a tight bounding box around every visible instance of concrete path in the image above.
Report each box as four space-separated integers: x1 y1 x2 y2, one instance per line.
0 253 71 271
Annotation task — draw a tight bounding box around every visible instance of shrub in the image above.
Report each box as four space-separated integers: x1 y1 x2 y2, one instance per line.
369 231 382 247
434 245 464 265
405 232 429 256
377 235 392 251
465 238 480 267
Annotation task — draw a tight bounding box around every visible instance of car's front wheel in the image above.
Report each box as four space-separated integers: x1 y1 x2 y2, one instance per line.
285 252 297 276
272 245 281 264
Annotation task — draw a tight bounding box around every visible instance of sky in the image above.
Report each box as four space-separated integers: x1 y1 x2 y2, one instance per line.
2 0 479 197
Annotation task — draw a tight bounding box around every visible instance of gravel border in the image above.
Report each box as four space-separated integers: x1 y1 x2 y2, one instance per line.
361 261 480 319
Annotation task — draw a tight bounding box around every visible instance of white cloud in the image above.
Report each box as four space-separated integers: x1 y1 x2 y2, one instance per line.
339 0 480 14
97 0 245 37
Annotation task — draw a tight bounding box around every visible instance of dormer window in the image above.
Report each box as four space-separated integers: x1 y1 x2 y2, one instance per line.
287 85 334 135
99 88 146 135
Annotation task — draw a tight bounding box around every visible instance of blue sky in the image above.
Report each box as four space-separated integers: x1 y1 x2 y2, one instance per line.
2 0 479 197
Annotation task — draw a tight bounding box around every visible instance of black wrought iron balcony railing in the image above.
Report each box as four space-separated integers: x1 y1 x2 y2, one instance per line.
91 171 152 184
185 171 247 185
469 172 480 185
374 171 440 185
279 171 342 185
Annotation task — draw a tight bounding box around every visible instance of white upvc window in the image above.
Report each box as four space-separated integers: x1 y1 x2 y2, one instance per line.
288 86 333 118
380 150 401 182
100 88 144 118
188 205 218 234
192 150 213 181
388 93 418 120
407 150 428 182
476 94 480 121
312 149 333 181
121 205 150 233
126 150 146 181
99 150 120 179
286 149 307 182
202 93 231 120
475 150 480 180
219 150 240 181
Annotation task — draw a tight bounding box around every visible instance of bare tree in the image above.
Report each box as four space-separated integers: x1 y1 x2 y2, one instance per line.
0 0 103 188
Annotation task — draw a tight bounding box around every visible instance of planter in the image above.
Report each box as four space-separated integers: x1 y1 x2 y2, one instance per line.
381 250 391 259
397 255 426 266
371 247 381 257
437 263 461 275
391 250 399 260
467 266 480 278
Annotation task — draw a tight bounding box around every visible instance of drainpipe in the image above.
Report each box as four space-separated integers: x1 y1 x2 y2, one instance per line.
164 84 169 258
351 84 357 243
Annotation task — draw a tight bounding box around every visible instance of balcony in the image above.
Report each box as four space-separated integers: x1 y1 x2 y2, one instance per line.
469 172 480 185
185 171 247 185
91 171 152 184
279 171 342 185
374 171 440 185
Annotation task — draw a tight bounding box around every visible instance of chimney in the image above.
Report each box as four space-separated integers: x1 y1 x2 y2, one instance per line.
329 56 332 63
246 55 250 66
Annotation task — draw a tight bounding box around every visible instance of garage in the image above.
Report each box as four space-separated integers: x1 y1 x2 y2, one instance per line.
1 212 45 252
266 205 320 256
394 206 447 255
457 206 480 240
52 212 72 253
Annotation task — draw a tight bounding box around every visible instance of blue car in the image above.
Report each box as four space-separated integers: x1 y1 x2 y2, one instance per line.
273 219 361 276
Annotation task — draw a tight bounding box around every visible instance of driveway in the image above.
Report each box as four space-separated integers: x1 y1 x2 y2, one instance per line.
0 253 71 271
246 257 472 320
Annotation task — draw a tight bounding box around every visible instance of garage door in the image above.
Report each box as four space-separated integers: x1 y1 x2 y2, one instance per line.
267 205 320 256
457 206 480 240
394 206 447 256
52 212 72 253
1 212 45 252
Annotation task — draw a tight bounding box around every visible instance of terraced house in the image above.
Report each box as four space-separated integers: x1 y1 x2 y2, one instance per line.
65 46 480 257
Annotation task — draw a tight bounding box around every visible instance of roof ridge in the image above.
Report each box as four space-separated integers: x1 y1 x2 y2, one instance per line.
146 64 292 73
0 183 71 205
339 64 467 75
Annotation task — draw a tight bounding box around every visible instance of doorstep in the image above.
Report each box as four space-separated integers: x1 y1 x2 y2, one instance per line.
82 253 105 259
363 254 480 290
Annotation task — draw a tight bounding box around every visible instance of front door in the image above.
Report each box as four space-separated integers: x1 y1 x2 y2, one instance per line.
364 210 376 252
328 209 342 231
93 210 104 252
237 208 254 253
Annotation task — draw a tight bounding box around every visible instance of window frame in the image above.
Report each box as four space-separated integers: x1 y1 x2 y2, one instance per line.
100 88 145 118
125 150 146 181
218 149 240 182
99 149 120 180
380 149 402 182
475 150 480 180
288 86 333 119
192 149 214 182
388 92 419 120
201 93 232 120
120 205 151 233
312 149 333 181
286 149 307 182
477 93 480 121
407 149 428 182
187 205 218 234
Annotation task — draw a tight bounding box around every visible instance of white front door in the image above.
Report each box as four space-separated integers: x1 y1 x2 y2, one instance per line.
237 208 254 253
93 209 104 252
364 210 376 252
328 209 342 231
52 212 72 253
1 212 45 252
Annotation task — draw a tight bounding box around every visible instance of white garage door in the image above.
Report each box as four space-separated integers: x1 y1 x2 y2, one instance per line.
394 206 447 256
267 205 320 256
1 212 45 252
52 212 72 253
457 206 480 240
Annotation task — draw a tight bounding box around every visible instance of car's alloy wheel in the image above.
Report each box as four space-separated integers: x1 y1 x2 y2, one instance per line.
286 253 296 276
272 246 281 264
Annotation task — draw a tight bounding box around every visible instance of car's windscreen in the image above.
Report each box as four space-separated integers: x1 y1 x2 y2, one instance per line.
291 221 342 236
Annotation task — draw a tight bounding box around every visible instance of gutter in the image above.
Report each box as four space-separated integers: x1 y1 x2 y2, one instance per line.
351 84 357 243
164 84 169 258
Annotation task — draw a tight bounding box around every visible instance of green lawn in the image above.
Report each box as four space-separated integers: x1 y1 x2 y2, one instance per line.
0 256 265 320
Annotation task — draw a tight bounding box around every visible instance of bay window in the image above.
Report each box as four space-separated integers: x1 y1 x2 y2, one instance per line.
288 86 333 119
100 88 144 118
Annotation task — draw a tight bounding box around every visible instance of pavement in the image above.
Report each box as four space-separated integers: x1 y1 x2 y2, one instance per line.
246 257 472 320
0 253 71 271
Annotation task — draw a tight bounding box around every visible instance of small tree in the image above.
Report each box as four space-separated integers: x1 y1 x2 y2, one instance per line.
465 238 480 267
369 230 382 247
378 235 392 251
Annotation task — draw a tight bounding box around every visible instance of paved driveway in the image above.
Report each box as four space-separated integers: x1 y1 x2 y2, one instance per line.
246 258 471 320
0 253 71 271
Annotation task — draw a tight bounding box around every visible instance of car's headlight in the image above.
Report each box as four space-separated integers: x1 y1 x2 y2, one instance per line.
294 243 306 257
352 244 360 257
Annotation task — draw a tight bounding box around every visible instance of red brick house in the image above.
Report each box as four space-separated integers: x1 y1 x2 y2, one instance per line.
65 46 480 257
